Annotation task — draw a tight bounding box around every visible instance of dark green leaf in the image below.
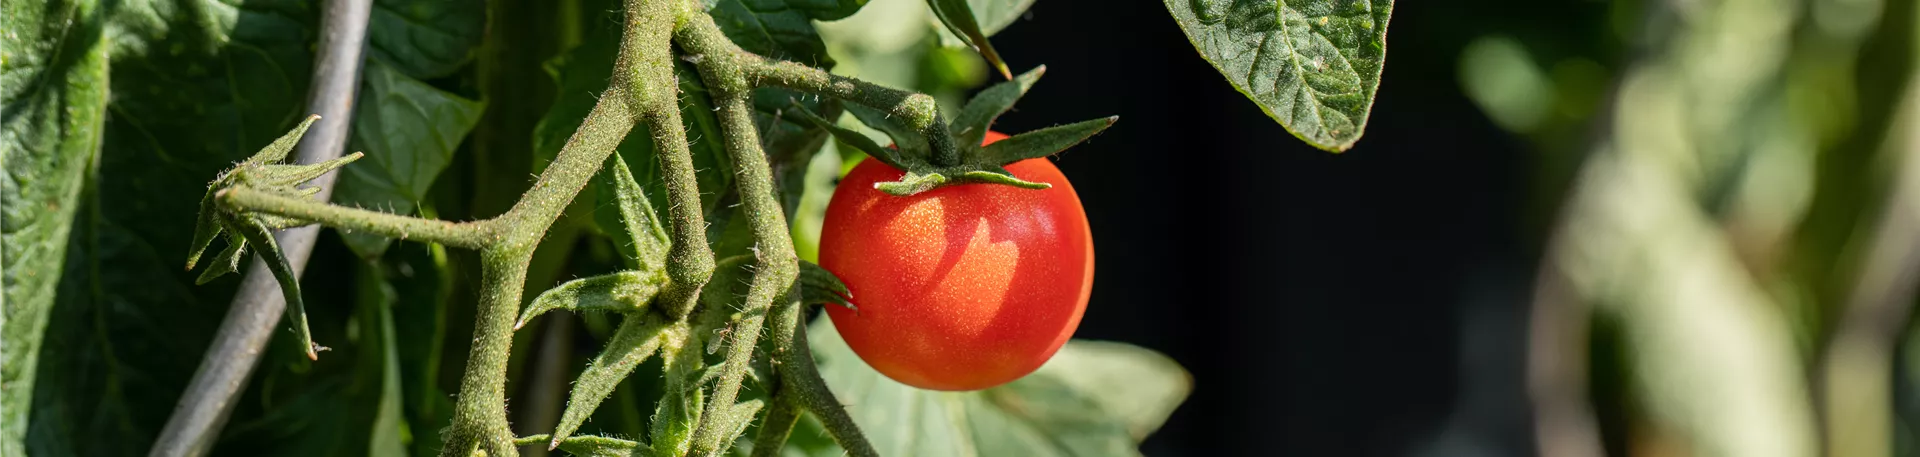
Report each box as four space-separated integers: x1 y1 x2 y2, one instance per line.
1165 0 1393 151
367 0 487 78
333 58 485 258
927 0 1012 79
708 0 840 66
0 0 109 451
28 0 320 452
968 0 1037 36
977 116 1116 164
789 102 915 170
788 318 1191 456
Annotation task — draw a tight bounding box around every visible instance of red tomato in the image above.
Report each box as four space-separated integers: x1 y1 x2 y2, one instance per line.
820 131 1093 391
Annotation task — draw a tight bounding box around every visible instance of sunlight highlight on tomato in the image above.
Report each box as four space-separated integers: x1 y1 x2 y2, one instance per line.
819 131 1094 391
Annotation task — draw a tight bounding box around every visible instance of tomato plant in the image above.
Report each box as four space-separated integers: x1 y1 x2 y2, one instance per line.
821 131 1094 391
1 0 1392 455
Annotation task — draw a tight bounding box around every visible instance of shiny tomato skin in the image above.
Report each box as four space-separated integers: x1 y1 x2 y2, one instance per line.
819 131 1093 391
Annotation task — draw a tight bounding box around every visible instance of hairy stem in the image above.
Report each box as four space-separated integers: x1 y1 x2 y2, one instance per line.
734 46 958 167
219 187 496 249
773 305 876 457
676 15 802 456
442 248 534 457
748 394 801 457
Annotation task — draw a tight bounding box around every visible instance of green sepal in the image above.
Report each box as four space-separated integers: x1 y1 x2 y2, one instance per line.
874 171 950 196
185 191 227 270
515 434 650 457
926 0 1012 79
230 214 325 360
979 116 1117 163
798 260 856 311
955 168 1051 189
515 270 666 330
845 104 931 161
951 66 1046 147
788 101 920 171
193 233 248 285
257 151 364 186
245 114 322 166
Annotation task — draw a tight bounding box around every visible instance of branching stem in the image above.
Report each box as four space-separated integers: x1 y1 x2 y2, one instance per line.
198 0 973 454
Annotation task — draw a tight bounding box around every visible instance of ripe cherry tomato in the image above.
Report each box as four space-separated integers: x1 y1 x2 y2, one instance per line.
820 131 1093 391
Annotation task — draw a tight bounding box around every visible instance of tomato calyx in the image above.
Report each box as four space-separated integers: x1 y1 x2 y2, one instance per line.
791 66 1117 196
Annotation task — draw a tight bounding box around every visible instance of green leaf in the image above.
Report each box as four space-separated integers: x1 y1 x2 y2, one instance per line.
797 260 856 311
517 271 667 330
0 0 110 452
927 0 1012 79
232 215 325 360
707 0 846 66
333 58 485 259
366 0 487 78
967 0 1037 36
789 318 1191 456
551 318 674 446
593 153 672 272
26 0 322 452
516 434 650 457
1165 0 1393 152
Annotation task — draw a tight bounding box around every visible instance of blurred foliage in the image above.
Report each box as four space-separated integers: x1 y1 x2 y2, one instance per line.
1459 0 1920 455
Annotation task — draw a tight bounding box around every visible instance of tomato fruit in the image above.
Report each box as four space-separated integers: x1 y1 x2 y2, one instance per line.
819 131 1094 391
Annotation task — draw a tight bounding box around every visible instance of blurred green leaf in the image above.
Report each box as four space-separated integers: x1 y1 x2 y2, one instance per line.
367 0 487 78
968 0 1035 36
1164 0 1393 152
25 0 318 453
927 0 1012 79
0 0 109 452
333 59 485 259
785 318 1191 456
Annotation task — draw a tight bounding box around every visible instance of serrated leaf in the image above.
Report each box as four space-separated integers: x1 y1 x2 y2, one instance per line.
784 318 1192 456
551 318 674 446
367 0 486 78
707 0 844 66
1165 0 1393 152
1 0 110 451
976 117 1116 164
927 0 1012 79
333 59 485 259
517 271 667 330
594 153 672 272
516 434 649 457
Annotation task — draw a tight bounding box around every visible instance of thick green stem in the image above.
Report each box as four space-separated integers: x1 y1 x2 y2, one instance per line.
748 394 801 457
219 187 496 249
629 0 715 320
441 247 534 457
734 47 959 167
773 305 876 457
676 15 801 456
